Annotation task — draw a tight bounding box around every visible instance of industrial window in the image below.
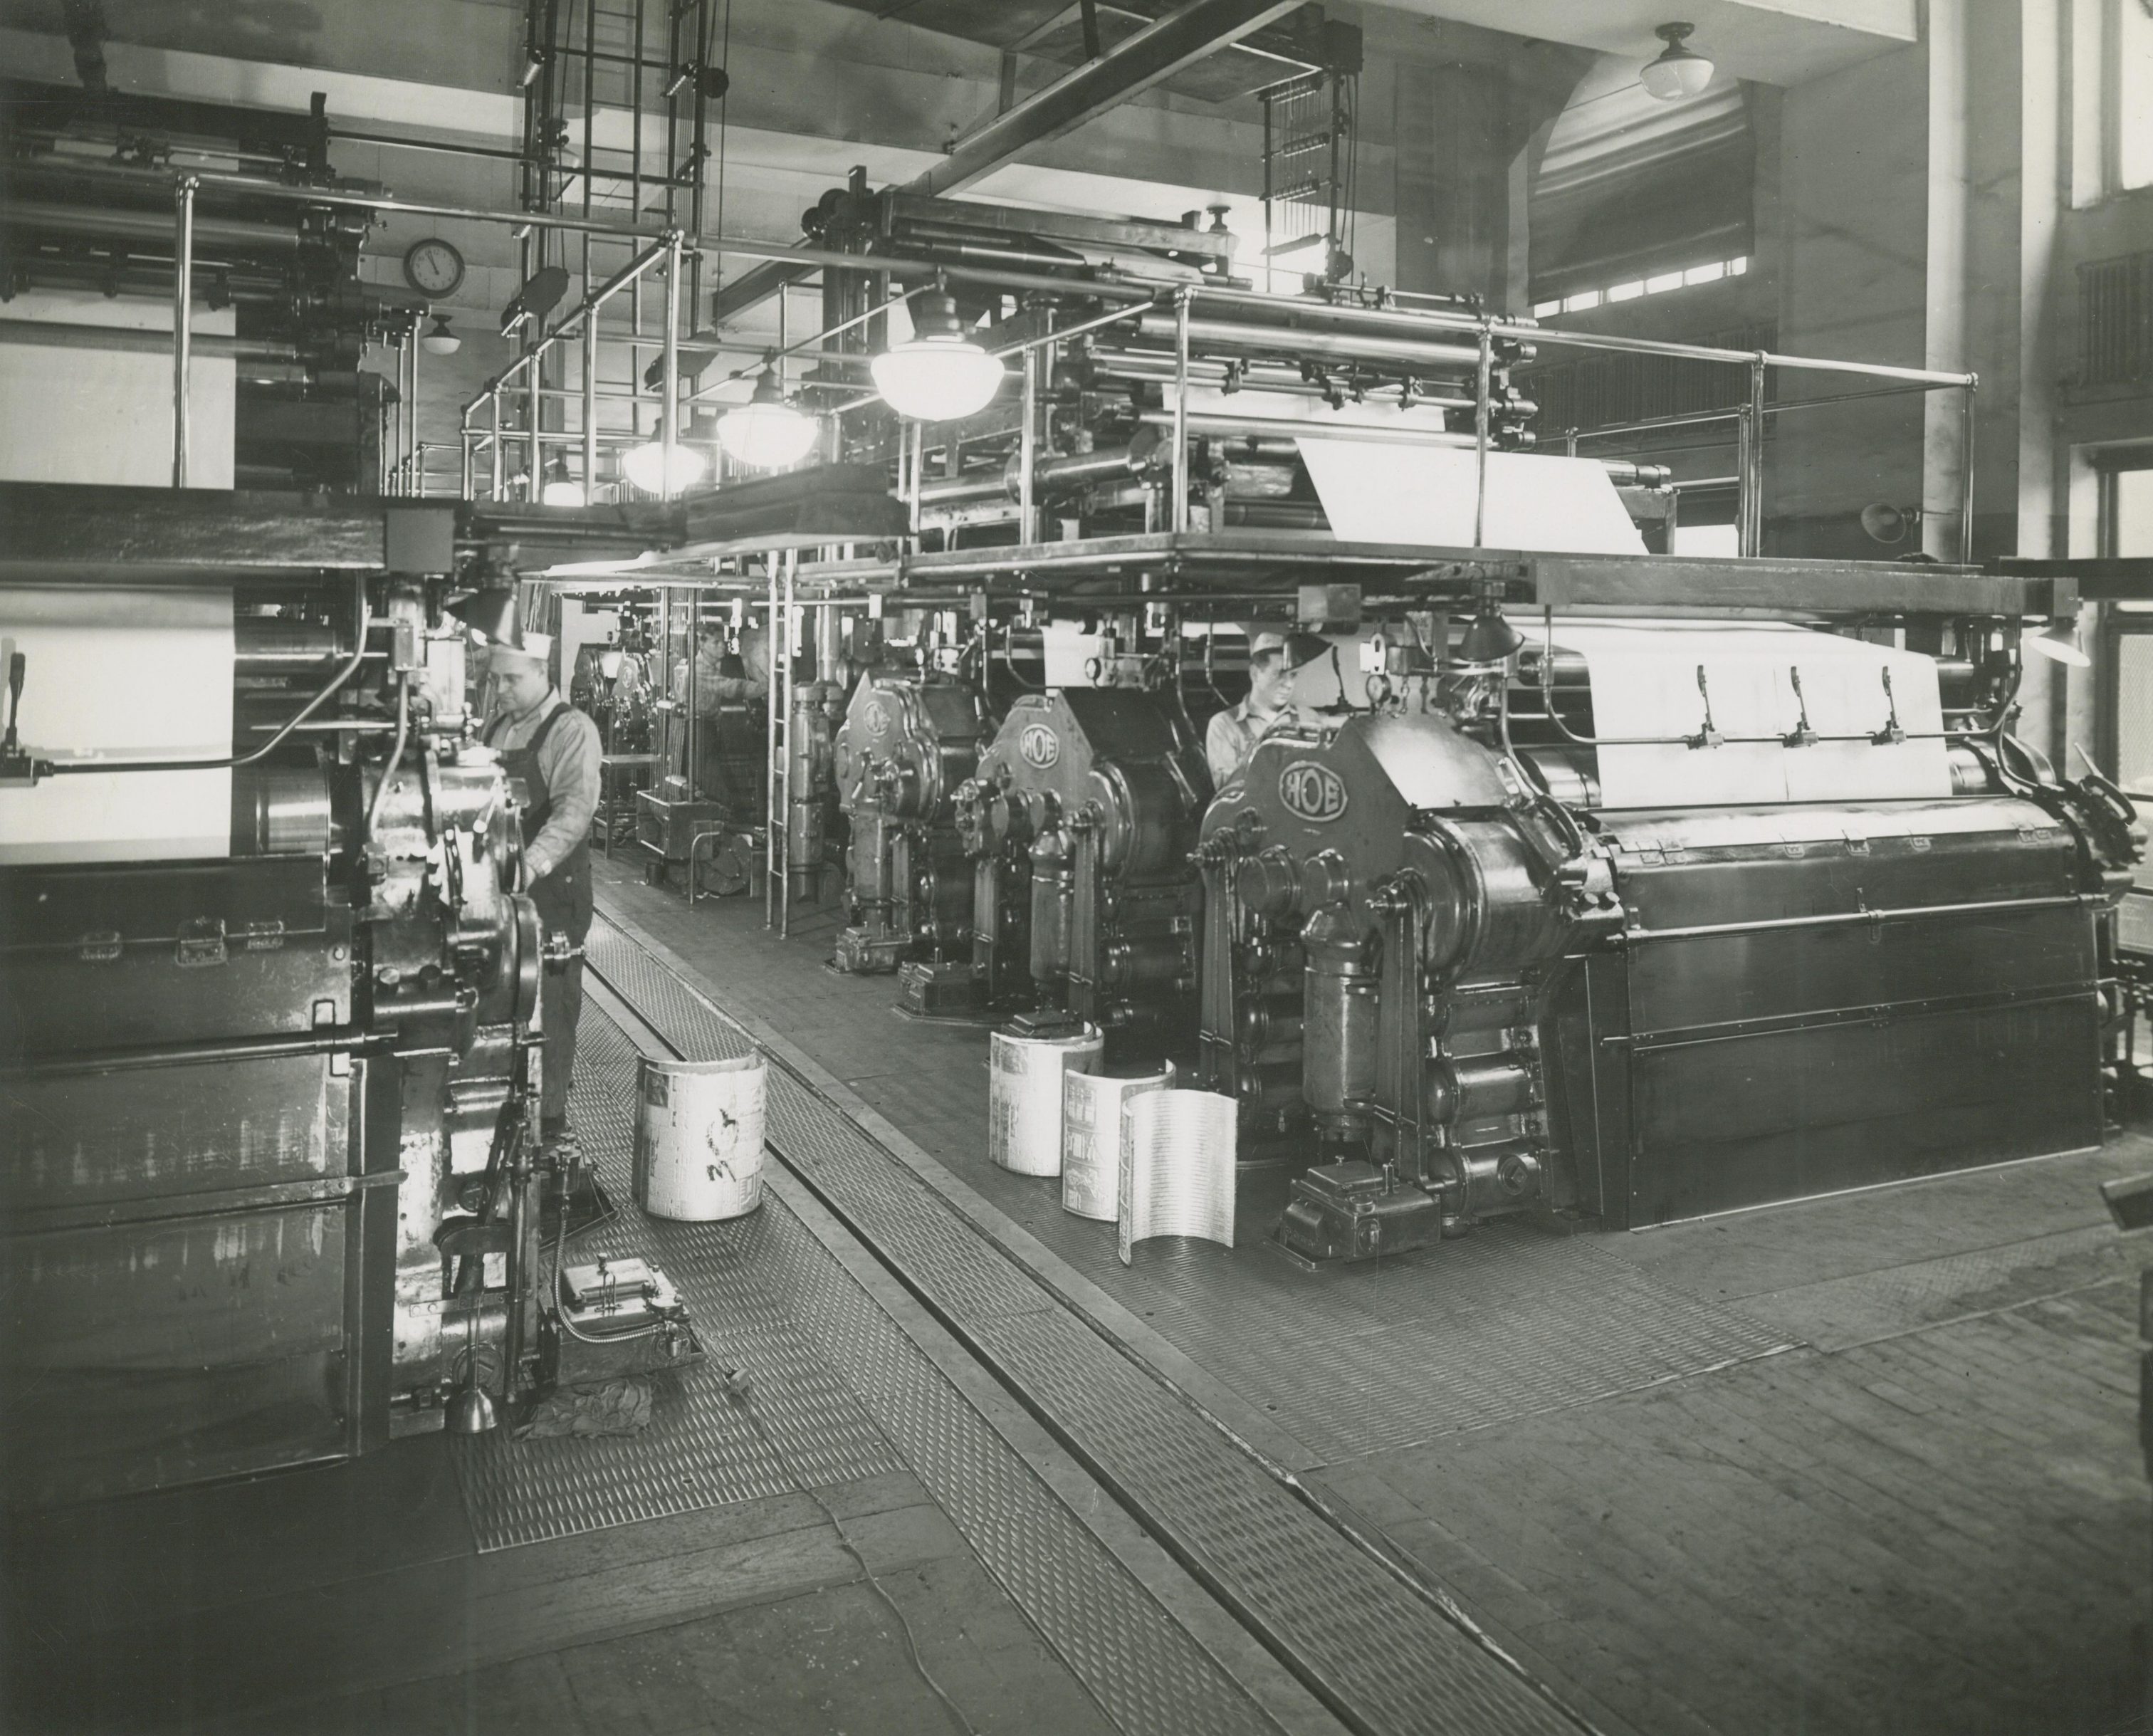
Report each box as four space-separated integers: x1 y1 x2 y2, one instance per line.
1528 54 1754 307
2073 0 2153 202
2099 461 2153 883
1533 256 1749 320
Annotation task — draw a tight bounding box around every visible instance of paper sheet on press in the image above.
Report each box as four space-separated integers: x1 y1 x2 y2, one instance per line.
1296 439 1647 554
1544 619 1951 808
0 586 235 864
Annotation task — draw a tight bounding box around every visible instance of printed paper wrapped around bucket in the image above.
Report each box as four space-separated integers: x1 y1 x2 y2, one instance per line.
634 1053 766 1221
988 1025 1102 1177
1062 1065 1172 1220
1118 1089 1237 1265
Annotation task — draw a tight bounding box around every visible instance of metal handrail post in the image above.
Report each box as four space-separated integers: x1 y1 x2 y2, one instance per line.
460 409 475 499
581 313 599 498
1170 286 1192 534
661 229 683 501
172 176 196 488
1019 340 1040 543
1958 376 1979 562
1473 325 1492 547
780 553 796 941
1735 404 1756 558
765 560 780 930
1744 353 1768 555
490 388 503 499
685 582 699 804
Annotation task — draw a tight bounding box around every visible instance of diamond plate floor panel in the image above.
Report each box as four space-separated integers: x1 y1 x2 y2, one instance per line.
449 1008 901 1551
587 915 1584 1736
580 987 1289 1736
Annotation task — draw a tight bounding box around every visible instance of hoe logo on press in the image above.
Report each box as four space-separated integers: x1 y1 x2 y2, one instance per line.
1279 759 1347 823
1020 724 1060 770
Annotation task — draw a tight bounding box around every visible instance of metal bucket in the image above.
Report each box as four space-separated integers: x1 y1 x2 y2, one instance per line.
632 1052 766 1221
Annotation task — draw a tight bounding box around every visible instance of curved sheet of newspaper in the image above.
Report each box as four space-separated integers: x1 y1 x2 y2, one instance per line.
1061 1065 1173 1221
1118 1089 1237 1265
988 1025 1102 1177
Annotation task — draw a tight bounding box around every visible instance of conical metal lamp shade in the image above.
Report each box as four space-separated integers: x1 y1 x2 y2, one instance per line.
446 586 524 650
1457 610 1524 664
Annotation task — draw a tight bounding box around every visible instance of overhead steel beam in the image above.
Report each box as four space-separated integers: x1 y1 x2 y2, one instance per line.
706 0 1299 328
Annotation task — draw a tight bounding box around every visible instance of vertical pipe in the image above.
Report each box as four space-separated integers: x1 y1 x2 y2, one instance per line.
1019 331 1041 544
765 560 780 930
581 313 599 498
461 412 475 500
780 554 796 941
1958 376 1979 563
1171 286 1192 535
1745 353 1768 556
407 330 421 496
661 229 683 500
908 421 924 535
685 582 699 802
1472 325 1492 547
491 388 504 499
172 175 197 489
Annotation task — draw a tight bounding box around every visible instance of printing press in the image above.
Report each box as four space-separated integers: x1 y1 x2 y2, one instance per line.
0 487 698 1502
578 187 2136 1269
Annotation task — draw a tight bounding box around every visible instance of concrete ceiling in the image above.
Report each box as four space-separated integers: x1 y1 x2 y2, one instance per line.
1361 0 1917 87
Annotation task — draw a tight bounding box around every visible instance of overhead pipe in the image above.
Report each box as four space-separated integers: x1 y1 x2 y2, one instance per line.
1133 311 1483 375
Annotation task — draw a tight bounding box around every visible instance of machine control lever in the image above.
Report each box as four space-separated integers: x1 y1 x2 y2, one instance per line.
0 651 52 788
541 932 585 972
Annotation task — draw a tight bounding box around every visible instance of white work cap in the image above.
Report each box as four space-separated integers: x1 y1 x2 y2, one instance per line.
491 631 554 665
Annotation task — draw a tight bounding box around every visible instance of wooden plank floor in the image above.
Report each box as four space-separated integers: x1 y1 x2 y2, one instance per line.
598 857 2153 1736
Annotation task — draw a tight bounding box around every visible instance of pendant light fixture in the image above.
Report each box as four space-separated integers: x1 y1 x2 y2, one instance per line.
871 278 1007 422
1456 603 1524 666
718 359 819 471
622 424 708 496
2026 618 2091 668
539 456 585 508
419 313 461 355
1640 22 1714 100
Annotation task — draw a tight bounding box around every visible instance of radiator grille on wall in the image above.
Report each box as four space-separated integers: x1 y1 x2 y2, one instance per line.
2078 252 2153 392
1526 323 1776 437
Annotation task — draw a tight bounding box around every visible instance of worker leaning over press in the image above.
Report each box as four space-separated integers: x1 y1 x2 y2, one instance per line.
482 631 602 1146
1205 629 1297 790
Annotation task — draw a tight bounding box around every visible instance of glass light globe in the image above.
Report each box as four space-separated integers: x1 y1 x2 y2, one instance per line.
621 438 707 495
1640 23 1713 100
539 459 585 507
871 338 1007 422
718 369 819 470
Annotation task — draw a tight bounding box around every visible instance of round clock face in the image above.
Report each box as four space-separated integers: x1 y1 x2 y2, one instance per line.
403 237 465 298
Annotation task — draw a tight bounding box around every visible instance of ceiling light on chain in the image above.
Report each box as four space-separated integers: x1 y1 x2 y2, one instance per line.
1641 22 1714 100
870 281 1007 422
717 362 819 471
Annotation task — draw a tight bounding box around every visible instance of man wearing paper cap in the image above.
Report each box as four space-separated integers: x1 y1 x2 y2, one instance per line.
1205 628 1296 789
482 632 602 1144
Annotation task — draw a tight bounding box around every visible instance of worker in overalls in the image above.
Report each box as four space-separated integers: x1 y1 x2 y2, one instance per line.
482 632 602 1145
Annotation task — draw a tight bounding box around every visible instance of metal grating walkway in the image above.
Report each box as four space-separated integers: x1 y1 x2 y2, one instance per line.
456 1000 1284 1735
587 914 1586 1736
449 1008 901 1550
